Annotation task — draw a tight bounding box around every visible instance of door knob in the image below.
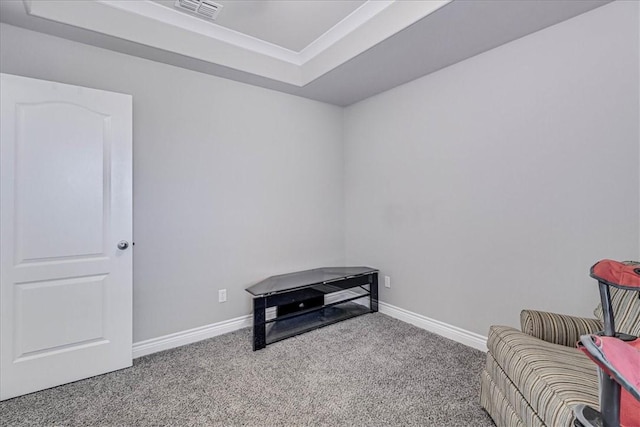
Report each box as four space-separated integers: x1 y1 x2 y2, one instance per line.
117 240 129 250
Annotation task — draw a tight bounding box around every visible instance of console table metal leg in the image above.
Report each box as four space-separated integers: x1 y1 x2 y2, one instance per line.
253 297 266 351
370 273 379 313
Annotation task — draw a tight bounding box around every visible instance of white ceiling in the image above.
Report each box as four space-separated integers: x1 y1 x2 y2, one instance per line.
153 0 366 52
0 0 612 106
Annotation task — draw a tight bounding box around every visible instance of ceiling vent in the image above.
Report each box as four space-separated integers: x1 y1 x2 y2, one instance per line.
174 0 223 21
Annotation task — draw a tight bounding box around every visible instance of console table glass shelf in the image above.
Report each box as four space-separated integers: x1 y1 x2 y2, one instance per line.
246 267 378 350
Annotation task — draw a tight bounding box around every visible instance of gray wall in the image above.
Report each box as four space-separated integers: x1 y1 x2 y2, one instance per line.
344 0 639 335
1 0 638 344
0 23 345 342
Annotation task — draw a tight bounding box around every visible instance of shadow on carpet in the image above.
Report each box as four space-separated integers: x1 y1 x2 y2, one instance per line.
1 313 494 426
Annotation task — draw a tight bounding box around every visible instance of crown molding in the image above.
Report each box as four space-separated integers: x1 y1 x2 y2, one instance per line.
297 1 394 64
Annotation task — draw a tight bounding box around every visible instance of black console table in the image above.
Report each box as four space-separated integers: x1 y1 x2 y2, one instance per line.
246 267 378 350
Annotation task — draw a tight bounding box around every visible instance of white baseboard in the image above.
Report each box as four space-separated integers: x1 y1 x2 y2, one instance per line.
132 298 487 358
132 314 252 359
378 301 488 352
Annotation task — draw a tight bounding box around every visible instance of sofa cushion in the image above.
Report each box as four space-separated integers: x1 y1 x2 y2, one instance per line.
593 287 640 336
487 325 599 427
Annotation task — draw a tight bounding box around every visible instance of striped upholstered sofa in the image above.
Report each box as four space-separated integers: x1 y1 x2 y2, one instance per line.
480 287 640 426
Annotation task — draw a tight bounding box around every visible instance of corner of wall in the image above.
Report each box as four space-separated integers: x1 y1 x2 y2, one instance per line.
341 105 349 266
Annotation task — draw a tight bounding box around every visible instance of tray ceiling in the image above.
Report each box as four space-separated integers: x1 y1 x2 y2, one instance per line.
0 0 612 106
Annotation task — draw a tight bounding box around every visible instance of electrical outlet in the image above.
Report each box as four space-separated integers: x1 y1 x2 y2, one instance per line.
384 276 391 288
218 289 227 303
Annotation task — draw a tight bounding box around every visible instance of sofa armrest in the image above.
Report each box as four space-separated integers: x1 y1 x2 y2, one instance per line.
520 309 603 347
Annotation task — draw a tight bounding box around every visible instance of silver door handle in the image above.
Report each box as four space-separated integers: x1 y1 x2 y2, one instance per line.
117 241 129 250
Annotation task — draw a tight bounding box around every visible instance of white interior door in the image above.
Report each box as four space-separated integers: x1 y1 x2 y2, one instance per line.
0 73 132 401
